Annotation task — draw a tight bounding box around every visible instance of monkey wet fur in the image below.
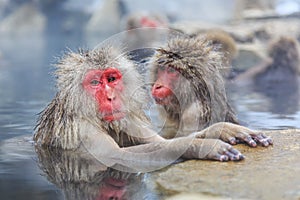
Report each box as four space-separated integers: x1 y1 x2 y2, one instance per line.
150 36 273 147
35 46 260 172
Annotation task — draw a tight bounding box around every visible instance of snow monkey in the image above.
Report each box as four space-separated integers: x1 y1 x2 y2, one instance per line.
34 45 269 173
149 36 272 148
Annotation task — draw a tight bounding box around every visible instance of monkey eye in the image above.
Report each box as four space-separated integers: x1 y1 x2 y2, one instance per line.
158 65 166 71
107 76 116 83
90 79 100 86
167 67 176 73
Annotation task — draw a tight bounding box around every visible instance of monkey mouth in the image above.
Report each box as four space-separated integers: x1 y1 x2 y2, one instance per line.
104 177 127 188
153 97 170 105
103 111 126 122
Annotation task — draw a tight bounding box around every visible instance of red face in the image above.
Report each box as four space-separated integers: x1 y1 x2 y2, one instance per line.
151 65 180 105
139 15 167 28
140 16 160 28
83 68 125 122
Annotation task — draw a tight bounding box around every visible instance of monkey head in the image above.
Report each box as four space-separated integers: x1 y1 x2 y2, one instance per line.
149 36 232 123
268 36 300 74
34 46 148 149
150 36 223 106
125 12 168 30
55 47 145 124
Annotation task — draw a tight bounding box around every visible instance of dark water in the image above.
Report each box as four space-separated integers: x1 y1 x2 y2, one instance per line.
228 79 300 130
0 33 162 200
0 34 299 200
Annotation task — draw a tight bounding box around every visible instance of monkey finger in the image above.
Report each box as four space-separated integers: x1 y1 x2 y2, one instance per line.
208 150 229 162
237 133 257 147
266 137 273 145
223 150 236 160
227 137 237 145
232 152 245 161
251 133 273 147
218 154 229 162
226 146 245 161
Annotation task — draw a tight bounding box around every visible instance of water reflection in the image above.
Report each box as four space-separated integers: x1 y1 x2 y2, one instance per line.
35 146 157 200
0 136 62 200
0 26 300 200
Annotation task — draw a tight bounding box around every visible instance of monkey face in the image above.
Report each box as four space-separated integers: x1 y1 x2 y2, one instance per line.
83 68 125 122
151 65 180 105
140 16 160 28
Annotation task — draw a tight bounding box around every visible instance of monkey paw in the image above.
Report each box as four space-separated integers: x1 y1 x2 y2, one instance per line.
193 139 245 162
206 140 245 161
194 122 273 148
221 128 273 148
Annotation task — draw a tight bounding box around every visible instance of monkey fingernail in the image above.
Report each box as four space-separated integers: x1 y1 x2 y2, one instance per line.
238 154 245 160
229 137 236 145
249 140 257 147
268 138 274 145
232 152 244 161
262 140 270 147
220 155 229 162
232 155 241 161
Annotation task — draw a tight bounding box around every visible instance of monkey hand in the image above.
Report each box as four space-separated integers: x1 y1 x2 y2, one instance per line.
184 138 244 161
192 122 273 147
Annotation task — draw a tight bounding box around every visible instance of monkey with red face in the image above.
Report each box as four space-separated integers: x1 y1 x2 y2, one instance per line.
34 46 258 173
149 36 273 147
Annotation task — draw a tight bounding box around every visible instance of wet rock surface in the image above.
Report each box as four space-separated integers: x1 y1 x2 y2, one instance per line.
152 129 300 200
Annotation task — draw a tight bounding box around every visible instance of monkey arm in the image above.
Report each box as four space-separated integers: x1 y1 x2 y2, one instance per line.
79 121 244 172
178 102 273 147
124 137 244 162
135 127 166 143
79 122 190 172
192 122 273 147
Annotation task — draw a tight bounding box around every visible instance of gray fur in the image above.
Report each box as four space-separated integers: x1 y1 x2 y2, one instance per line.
149 36 238 136
34 46 148 149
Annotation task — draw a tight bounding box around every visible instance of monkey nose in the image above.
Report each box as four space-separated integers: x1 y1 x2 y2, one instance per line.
107 93 116 101
154 83 163 89
155 85 162 90
105 86 116 101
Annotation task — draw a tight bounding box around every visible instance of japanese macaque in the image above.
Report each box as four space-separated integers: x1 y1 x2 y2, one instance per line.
125 12 168 30
234 36 300 84
123 12 169 64
201 29 238 79
233 36 300 114
149 36 272 147
234 0 275 20
34 46 255 172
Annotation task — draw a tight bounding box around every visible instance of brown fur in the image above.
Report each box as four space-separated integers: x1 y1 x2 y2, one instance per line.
261 36 300 77
149 36 239 138
234 36 300 84
198 29 238 78
203 29 237 64
125 12 168 30
227 36 300 116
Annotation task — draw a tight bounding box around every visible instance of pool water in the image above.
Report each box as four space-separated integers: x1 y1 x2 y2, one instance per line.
0 34 299 200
